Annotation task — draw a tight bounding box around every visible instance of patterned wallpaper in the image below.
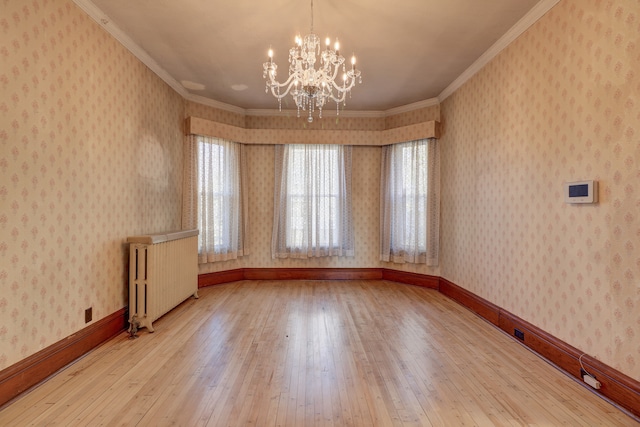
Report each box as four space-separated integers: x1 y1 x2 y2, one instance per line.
2 0 638 387
440 0 640 380
0 1 184 369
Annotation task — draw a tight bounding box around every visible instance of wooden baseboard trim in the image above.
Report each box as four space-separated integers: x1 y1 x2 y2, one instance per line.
198 268 244 288
439 277 501 325
244 268 382 281
381 269 439 289
0 308 127 408
199 268 382 286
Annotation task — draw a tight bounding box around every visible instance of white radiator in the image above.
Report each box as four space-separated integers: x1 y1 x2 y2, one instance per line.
126 229 199 334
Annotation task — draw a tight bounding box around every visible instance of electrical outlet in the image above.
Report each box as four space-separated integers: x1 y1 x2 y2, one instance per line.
85 307 92 323
514 328 525 341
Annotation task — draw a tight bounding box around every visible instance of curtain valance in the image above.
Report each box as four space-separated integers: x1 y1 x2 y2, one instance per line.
185 116 440 146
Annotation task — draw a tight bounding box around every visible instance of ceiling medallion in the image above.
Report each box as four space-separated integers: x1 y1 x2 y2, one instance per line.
262 0 362 122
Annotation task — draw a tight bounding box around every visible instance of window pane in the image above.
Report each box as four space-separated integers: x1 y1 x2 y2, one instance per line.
392 141 427 252
285 145 341 250
196 137 242 258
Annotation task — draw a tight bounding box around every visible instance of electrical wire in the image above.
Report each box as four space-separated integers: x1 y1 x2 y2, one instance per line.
578 353 595 378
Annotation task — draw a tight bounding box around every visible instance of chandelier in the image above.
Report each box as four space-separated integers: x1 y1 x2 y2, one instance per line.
262 0 362 123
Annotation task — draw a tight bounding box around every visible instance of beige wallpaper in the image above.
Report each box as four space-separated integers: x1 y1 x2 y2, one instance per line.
3 0 637 387
440 0 640 380
0 1 184 369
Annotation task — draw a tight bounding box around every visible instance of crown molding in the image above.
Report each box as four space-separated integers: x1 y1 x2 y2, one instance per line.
438 0 561 102
383 98 440 117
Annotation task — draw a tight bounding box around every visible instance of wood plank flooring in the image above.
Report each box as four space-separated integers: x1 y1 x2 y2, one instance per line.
0 280 636 426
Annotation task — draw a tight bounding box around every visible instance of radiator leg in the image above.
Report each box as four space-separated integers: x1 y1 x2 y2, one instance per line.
193 290 199 299
128 315 141 339
133 315 154 334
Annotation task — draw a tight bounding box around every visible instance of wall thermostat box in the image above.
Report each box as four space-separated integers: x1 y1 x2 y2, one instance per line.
564 180 598 204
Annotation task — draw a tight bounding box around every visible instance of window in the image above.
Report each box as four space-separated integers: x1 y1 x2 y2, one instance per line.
286 145 340 248
272 144 354 258
396 143 427 252
380 139 440 265
184 135 247 263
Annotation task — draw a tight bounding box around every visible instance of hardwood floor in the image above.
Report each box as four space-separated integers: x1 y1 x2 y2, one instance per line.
0 280 636 426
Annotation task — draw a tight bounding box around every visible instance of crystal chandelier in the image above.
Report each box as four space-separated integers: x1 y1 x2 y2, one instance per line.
262 0 362 123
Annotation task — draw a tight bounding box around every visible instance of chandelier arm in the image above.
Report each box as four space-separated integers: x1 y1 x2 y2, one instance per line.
328 90 348 104
331 77 356 93
330 76 359 103
334 67 360 91
267 73 301 91
269 81 297 100
321 62 342 91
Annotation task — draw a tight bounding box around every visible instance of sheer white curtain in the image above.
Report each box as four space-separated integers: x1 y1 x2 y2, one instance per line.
272 144 354 259
380 138 440 265
182 135 248 263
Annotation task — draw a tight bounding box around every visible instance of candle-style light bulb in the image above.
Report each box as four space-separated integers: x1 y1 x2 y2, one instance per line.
268 48 273 63
325 37 331 48
334 39 340 55
351 56 356 69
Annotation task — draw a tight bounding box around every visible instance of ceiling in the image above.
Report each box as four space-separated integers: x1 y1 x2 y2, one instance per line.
75 0 555 114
